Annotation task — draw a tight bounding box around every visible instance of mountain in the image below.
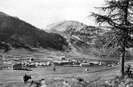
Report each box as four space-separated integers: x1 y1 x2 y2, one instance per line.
0 11 68 52
46 20 87 32
46 20 103 41
45 20 133 60
46 20 104 55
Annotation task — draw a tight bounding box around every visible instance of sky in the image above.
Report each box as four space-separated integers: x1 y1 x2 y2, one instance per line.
0 0 104 29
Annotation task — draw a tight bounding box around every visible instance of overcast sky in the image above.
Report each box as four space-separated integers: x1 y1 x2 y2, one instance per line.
0 0 104 29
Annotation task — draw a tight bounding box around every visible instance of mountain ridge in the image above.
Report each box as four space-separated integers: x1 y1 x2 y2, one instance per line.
45 20 104 56
0 11 68 52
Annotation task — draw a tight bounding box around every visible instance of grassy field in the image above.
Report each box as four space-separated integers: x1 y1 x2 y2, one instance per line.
0 65 120 87
0 49 123 87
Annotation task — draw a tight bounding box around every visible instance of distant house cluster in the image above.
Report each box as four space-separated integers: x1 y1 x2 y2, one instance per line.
0 55 51 70
0 54 120 71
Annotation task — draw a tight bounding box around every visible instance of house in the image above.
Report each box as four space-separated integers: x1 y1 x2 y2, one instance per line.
53 60 73 66
13 63 32 71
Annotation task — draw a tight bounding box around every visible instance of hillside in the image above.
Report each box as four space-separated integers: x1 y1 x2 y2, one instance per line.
46 20 104 55
0 12 68 52
46 20 133 60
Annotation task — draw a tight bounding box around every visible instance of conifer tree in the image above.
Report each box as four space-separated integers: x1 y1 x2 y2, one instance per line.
92 0 133 76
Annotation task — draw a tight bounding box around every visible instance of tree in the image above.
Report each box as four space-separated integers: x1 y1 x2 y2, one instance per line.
91 0 133 76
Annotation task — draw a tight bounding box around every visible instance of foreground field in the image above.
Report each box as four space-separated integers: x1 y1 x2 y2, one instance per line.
0 65 120 87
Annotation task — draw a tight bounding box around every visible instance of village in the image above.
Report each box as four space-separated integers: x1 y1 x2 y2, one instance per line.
0 54 120 72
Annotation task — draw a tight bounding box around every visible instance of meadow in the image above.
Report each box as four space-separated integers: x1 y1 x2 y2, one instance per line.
0 65 120 87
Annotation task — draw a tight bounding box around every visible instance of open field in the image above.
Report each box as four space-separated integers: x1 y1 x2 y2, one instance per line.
0 49 125 87
0 65 120 87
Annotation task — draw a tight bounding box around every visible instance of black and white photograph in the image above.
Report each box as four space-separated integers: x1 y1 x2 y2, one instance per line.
0 0 133 87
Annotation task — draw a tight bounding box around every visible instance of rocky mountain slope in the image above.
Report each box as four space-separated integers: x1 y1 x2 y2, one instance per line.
46 20 104 55
46 20 133 60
